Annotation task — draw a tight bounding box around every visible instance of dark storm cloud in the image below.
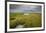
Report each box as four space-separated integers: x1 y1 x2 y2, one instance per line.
10 4 42 13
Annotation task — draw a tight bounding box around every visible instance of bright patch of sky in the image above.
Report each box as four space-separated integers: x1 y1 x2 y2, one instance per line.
10 4 41 13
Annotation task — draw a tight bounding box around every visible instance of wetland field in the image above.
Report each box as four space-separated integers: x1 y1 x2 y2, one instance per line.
10 13 42 28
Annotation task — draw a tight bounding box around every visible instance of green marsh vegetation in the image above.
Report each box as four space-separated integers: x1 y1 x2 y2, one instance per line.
10 13 42 28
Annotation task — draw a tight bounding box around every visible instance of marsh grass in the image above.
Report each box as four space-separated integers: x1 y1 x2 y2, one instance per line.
10 13 42 28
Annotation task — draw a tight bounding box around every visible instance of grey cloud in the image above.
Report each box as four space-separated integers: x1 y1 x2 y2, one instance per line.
10 4 42 13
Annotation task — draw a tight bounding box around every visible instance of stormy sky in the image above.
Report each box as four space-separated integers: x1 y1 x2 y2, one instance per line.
10 4 42 13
